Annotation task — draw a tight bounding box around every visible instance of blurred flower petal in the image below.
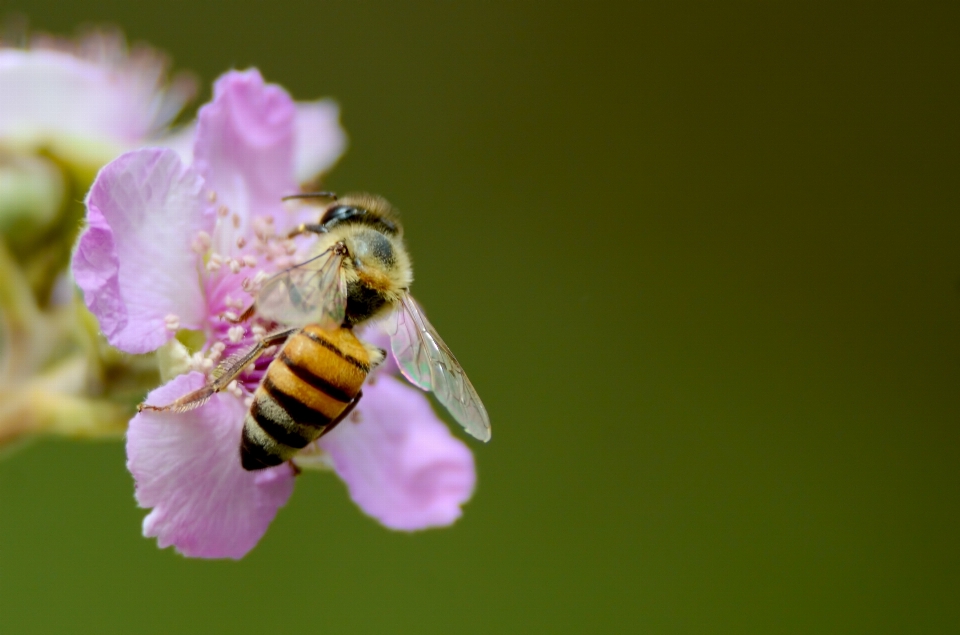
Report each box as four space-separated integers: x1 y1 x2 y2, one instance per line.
73 148 211 354
193 69 298 250
0 31 195 168
320 374 476 530
294 100 347 184
158 101 345 183
156 123 196 165
130 372 295 559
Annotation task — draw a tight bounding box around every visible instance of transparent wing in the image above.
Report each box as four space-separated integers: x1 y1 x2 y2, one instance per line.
389 293 491 442
255 246 346 330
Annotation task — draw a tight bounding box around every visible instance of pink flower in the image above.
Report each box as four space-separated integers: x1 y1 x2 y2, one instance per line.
0 28 345 179
71 69 476 559
0 29 197 171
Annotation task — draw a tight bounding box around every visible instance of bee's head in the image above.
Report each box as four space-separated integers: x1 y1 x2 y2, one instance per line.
320 194 401 236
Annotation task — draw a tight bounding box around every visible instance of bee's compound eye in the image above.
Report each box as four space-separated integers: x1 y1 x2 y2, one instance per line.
368 232 395 266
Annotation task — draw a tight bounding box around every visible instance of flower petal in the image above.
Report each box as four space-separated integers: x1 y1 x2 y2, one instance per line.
0 33 194 168
294 100 347 184
159 99 347 186
128 372 295 559
73 148 210 354
155 122 196 165
319 375 476 530
193 69 298 252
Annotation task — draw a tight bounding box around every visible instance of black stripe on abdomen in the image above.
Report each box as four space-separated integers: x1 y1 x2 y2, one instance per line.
240 427 285 471
250 396 312 449
278 352 353 403
300 330 370 373
261 376 335 430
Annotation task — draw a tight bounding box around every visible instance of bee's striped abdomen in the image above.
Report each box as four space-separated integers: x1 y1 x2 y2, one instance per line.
240 326 370 471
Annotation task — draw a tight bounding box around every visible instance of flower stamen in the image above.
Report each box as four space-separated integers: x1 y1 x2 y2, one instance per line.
192 231 211 254
206 252 224 272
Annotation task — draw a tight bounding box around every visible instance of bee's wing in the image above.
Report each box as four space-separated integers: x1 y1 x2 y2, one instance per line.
389 293 491 442
255 246 347 330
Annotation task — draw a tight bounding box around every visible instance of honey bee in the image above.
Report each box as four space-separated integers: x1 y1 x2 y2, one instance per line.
142 192 490 470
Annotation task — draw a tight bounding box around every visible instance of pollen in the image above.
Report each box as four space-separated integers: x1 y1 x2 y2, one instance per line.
232 213 241 229
252 217 275 240
207 190 218 203
242 270 269 295
207 347 223 363
228 259 242 274
242 255 258 267
191 231 211 254
164 314 180 331
236 237 247 249
223 311 239 322
188 352 205 371
228 325 245 343
227 380 243 398
206 252 224 272
217 205 230 218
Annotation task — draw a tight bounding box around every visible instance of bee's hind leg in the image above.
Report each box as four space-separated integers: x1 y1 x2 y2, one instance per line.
316 390 364 440
138 328 298 413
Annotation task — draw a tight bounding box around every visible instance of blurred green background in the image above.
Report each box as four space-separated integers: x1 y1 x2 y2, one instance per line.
1 1 959 633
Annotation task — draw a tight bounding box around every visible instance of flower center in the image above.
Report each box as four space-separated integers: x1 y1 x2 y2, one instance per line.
188 197 318 399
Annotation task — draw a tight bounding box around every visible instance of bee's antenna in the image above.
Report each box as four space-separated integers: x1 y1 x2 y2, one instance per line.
282 191 338 202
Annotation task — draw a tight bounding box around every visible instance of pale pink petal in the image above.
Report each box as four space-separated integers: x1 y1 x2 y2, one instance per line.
73 148 211 354
294 100 347 184
162 101 346 184
319 375 476 530
193 69 298 251
0 34 194 165
71 202 122 334
129 372 295 559
155 122 196 165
